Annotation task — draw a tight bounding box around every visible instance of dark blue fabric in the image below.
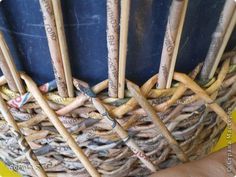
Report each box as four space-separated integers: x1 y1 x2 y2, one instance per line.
0 0 234 86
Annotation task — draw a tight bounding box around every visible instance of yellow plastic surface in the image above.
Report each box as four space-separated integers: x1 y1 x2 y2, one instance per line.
212 109 236 152
0 162 21 177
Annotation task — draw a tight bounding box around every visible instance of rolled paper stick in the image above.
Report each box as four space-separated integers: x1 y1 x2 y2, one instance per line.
39 0 68 97
127 80 189 162
45 92 74 105
222 74 236 88
0 95 47 177
112 74 157 118
25 130 49 142
0 32 25 94
8 92 32 108
118 0 131 98
56 94 87 115
155 63 202 111
0 48 18 91
51 0 74 98
166 0 188 88
201 59 230 94
134 60 229 115
216 81 236 104
92 99 156 172
157 0 185 89
200 0 236 81
107 0 119 98
209 10 236 78
0 75 7 86
56 79 108 115
73 80 156 172
20 73 100 177
38 79 57 93
147 88 176 98
222 50 236 60
157 59 229 110
18 114 47 128
173 72 236 132
8 80 57 108
58 74 155 117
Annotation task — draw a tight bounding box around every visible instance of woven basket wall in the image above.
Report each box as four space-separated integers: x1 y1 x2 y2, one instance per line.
0 0 235 177
0 57 235 177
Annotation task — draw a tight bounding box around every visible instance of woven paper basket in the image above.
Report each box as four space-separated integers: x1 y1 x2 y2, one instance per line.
0 0 236 176
0 54 235 177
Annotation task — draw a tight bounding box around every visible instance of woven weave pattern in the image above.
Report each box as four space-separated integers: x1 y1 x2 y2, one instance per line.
0 0 235 176
0 58 235 176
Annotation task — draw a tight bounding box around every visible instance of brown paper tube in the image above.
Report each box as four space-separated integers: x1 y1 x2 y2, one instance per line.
0 32 25 94
112 74 157 117
39 0 68 97
0 94 47 177
0 48 18 91
127 81 189 163
20 73 100 177
200 0 236 81
51 0 74 98
166 0 188 88
25 130 49 142
107 0 119 98
208 9 236 78
155 63 202 111
133 60 230 116
73 80 156 172
157 60 229 111
150 63 202 101
157 0 185 89
58 74 156 118
18 114 47 128
92 98 157 172
181 59 230 105
118 0 131 98
56 79 108 115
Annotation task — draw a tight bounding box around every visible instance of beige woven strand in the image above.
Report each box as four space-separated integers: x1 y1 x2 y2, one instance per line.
57 73 156 117
73 79 157 172
39 0 68 97
112 74 157 118
159 60 228 112
107 0 119 98
56 79 108 115
20 73 100 177
173 72 236 132
92 98 157 172
157 0 185 89
133 60 230 116
0 47 18 91
52 0 74 98
0 95 47 177
166 0 188 88
154 63 203 111
118 0 131 98
0 32 25 94
127 80 189 163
